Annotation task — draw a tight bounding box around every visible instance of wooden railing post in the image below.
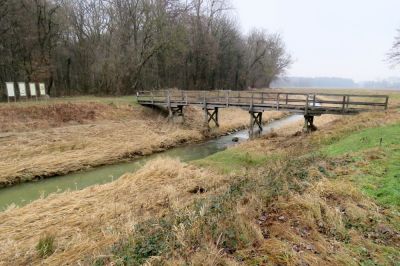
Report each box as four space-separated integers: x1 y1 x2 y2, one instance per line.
313 94 316 107
277 93 280 110
203 90 208 128
167 90 171 107
385 96 389 110
305 94 309 114
342 96 346 112
185 91 188 104
226 90 229 107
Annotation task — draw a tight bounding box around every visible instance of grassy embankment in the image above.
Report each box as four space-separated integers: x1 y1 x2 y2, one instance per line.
0 95 285 187
0 91 398 265
93 94 400 265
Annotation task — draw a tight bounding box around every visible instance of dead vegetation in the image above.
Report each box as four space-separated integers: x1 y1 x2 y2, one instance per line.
0 92 398 265
1 100 399 265
0 102 134 133
0 158 231 265
0 100 284 187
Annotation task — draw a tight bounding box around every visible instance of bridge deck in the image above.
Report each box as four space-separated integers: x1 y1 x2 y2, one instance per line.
137 90 389 116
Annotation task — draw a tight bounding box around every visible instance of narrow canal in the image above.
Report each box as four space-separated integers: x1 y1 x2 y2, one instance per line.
0 115 302 210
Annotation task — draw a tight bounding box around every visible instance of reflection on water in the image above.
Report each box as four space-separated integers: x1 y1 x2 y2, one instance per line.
0 115 302 210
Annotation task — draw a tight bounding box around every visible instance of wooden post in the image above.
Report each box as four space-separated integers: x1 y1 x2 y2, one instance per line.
167 90 173 120
313 94 316 107
277 93 280 110
185 91 188 104
303 115 317 133
342 96 346 113
249 111 254 138
249 111 263 139
203 91 208 128
305 95 309 115
212 107 219 127
385 96 389 110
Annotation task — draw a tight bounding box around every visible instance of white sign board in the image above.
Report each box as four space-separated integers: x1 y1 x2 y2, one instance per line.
5 82 15 97
18 82 27 97
29 83 37 96
39 83 46 96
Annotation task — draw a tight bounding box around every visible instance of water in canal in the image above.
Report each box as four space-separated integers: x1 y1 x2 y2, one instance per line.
0 115 302 210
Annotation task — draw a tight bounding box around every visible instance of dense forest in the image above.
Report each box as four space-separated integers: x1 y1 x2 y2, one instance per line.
0 0 292 96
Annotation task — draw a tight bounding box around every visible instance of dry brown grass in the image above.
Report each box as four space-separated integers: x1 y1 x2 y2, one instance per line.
1 91 398 265
0 158 232 265
247 177 400 266
0 102 134 133
0 100 285 187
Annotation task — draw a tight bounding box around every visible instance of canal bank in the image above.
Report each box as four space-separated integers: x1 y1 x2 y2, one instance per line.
0 115 303 210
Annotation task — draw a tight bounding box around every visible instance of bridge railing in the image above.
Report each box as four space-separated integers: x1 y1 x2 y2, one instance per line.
137 90 389 114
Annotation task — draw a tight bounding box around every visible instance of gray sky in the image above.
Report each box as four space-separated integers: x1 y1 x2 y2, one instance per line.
232 0 400 81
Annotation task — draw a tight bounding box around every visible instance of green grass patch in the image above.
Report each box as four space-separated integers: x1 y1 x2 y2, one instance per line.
193 148 270 173
36 235 55 258
323 123 400 209
323 123 400 156
350 148 400 209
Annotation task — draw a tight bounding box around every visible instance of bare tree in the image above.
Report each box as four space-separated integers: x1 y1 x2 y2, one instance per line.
1 0 292 97
246 29 291 88
388 29 400 67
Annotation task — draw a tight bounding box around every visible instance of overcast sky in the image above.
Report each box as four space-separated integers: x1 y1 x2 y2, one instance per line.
231 0 400 81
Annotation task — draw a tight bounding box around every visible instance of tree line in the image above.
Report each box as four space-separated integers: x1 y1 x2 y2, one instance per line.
0 0 292 96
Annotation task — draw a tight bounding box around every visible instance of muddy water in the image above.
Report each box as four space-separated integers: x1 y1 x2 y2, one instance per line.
0 115 302 210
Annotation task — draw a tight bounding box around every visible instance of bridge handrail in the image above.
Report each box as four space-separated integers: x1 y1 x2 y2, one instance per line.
137 90 389 113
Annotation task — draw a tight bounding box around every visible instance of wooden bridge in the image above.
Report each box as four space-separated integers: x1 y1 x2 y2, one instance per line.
137 90 389 136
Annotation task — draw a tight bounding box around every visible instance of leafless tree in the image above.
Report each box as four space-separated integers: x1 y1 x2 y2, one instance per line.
246 29 292 88
388 29 400 67
1 0 292 97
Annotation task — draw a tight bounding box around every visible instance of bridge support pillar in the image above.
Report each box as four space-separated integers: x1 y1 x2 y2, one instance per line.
168 105 185 123
249 111 263 138
303 115 317 133
204 107 219 129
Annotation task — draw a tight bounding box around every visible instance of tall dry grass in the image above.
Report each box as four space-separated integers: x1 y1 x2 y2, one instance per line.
0 102 399 265
0 158 232 265
0 101 285 186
